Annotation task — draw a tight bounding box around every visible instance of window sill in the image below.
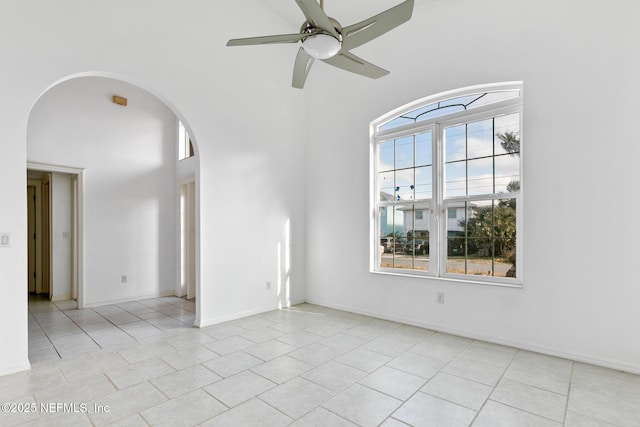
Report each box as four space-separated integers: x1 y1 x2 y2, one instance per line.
371 268 523 288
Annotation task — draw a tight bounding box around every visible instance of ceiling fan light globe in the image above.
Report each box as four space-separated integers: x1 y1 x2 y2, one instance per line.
302 33 341 59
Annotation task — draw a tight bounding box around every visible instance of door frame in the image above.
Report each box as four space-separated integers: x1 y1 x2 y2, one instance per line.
27 162 85 308
177 178 196 300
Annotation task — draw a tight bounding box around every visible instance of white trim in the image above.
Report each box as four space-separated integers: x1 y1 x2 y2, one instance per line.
0 362 32 377
81 290 176 309
197 305 282 328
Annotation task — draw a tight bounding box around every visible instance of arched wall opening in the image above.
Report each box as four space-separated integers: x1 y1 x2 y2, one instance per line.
26 72 201 328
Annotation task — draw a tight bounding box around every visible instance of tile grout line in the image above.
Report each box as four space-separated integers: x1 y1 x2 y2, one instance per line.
466 342 518 426
563 361 575 426
28 303 63 360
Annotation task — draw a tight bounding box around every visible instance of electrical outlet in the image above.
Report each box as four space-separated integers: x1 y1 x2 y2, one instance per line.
121 275 127 284
266 281 271 290
0 233 9 248
437 292 445 304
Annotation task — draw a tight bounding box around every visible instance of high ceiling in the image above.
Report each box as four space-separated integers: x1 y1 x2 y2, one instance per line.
254 0 431 29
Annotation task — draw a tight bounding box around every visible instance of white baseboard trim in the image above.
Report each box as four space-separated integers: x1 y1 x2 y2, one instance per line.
81 290 176 309
198 306 275 328
51 294 72 302
197 299 305 328
0 361 31 377
304 297 640 376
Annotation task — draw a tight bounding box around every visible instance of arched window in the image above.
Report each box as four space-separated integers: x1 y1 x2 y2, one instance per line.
178 120 194 160
371 82 522 285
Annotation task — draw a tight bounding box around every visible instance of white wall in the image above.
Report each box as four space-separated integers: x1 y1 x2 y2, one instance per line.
6 0 636 378
51 173 73 301
304 0 640 373
29 77 177 305
0 0 306 375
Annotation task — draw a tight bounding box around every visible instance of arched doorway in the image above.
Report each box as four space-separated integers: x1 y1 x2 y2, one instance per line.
26 73 201 361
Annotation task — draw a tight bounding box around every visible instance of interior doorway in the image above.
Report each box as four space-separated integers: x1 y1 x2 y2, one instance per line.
27 176 49 296
27 164 82 305
179 180 196 300
27 182 40 294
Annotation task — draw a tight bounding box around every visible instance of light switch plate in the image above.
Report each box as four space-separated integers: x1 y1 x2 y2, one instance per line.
0 233 10 248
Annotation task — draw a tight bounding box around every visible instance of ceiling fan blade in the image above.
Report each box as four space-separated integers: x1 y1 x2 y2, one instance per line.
292 48 315 89
294 0 340 38
322 51 389 79
227 33 305 47
342 0 414 51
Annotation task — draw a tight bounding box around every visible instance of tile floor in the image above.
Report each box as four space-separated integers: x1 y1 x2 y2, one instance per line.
1 296 638 426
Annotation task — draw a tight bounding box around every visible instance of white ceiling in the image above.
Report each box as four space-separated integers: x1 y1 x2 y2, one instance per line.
254 0 431 29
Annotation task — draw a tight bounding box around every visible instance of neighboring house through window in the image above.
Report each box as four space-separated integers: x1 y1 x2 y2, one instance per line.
372 82 522 285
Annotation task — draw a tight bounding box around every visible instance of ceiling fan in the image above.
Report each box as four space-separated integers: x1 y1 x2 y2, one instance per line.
226 0 415 88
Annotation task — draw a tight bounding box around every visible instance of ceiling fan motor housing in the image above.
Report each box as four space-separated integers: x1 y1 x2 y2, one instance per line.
300 18 343 59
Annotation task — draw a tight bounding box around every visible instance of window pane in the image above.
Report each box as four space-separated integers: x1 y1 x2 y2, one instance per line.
447 203 466 234
396 169 414 201
403 207 430 271
445 125 466 163
178 121 187 160
416 105 464 122
415 132 432 167
379 206 393 239
495 113 520 156
470 90 519 109
440 94 481 108
467 119 494 159
380 116 414 131
379 140 394 172
495 154 520 193
404 103 437 120
379 171 394 200
395 136 414 170
445 161 466 198
414 166 432 200
378 205 432 272
446 199 517 278
467 157 494 196
379 206 408 269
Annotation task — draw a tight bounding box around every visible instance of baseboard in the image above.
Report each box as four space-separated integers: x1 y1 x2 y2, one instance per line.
51 294 72 302
198 306 276 328
81 290 176 309
0 361 31 377
197 299 305 328
304 297 640 376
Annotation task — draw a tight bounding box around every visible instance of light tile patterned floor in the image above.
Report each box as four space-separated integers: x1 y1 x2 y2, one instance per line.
1 296 639 426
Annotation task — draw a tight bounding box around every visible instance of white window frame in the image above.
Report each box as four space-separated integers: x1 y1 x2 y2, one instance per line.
178 120 194 161
370 82 523 287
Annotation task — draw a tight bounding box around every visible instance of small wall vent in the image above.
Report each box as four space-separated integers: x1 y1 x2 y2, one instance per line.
112 95 127 106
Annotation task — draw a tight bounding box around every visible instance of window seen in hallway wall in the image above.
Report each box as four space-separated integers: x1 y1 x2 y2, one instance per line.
372 83 522 285
178 120 194 160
